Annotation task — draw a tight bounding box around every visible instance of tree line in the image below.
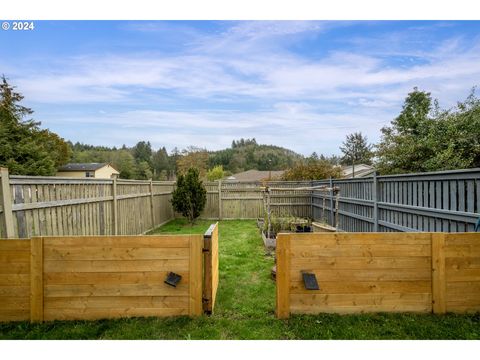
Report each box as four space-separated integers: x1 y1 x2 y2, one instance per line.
1 75 479 180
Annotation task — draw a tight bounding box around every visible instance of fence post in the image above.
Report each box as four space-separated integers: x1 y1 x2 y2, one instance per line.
112 178 118 235
30 236 44 322
276 233 291 319
218 180 222 220
310 180 314 220
0 167 15 238
329 177 334 227
150 179 155 228
373 171 379 232
431 233 446 314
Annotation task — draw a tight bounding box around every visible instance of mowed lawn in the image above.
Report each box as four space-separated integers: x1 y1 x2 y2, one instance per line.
1 219 479 340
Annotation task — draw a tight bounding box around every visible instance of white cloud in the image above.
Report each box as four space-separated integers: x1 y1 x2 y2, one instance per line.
5 21 480 154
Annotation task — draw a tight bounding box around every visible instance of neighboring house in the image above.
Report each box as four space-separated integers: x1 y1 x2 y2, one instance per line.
225 169 285 182
341 164 375 178
57 163 120 179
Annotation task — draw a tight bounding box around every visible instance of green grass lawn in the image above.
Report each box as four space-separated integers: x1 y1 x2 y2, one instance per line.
1 219 479 340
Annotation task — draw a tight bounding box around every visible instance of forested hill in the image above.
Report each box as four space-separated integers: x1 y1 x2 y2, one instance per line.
67 138 305 180
208 139 303 173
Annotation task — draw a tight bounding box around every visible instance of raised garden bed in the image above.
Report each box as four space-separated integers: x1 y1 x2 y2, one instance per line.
262 226 313 252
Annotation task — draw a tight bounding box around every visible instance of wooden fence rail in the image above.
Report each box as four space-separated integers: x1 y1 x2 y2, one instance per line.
276 232 480 318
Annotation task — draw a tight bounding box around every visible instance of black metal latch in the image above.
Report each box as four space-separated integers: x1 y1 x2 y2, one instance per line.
164 272 182 287
302 271 319 290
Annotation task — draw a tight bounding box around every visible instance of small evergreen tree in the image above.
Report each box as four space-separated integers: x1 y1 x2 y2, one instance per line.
171 168 207 224
340 132 373 177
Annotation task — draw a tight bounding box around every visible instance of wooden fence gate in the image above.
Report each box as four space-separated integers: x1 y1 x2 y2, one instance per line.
203 222 219 314
0 223 220 322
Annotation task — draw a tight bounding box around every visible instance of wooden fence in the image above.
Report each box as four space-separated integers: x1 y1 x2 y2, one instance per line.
0 223 220 322
2 167 480 237
312 168 480 232
0 168 175 238
276 232 480 318
203 180 313 220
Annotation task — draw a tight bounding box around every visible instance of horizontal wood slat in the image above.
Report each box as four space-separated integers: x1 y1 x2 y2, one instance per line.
277 232 480 318
1 230 211 322
0 237 31 322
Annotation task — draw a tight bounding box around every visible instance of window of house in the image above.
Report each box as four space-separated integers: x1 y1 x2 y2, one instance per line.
85 171 95 178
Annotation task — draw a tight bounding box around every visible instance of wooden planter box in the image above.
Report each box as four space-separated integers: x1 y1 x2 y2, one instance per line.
312 221 336 232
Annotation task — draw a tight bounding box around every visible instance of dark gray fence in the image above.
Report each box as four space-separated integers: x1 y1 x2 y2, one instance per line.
312 168 480 232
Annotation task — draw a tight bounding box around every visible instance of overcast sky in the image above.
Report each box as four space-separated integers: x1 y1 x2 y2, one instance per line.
1 20 480 155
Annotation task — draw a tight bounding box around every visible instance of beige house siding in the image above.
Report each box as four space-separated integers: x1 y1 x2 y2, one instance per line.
95 165 119 179
56 171 90 178
57 164 120 179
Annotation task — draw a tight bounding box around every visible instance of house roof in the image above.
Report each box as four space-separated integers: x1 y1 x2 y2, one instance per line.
226 169 285 182
58 163 117 172
341 164 375 178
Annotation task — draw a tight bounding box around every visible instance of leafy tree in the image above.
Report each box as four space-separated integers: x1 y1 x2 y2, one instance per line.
169 147 181 175
171 168 207 224
340 132 374 169
422 88 480 171
176 147 209 178
375 88 435 174
111 150 136 179
321 154 341 166
206 165 225 181
135 160 153 180
282 159 342 181
374 87 480 174
0 76 71 175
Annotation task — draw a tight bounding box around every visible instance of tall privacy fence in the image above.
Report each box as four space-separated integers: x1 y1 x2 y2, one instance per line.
312 168 480 232
2 167 480 237
0 168 175 238
203 180 312 220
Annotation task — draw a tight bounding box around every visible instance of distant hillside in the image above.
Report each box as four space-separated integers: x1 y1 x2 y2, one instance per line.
208 139 304 173
67 138 305 180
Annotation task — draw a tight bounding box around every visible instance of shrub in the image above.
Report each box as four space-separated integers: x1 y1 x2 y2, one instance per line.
206 165 225 181
171 168 207 224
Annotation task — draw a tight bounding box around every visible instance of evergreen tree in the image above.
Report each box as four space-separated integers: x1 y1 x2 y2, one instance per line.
171 168 207 224
0 76 71 175
152 146 170 179
340 132 374 177
132 141 152 165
